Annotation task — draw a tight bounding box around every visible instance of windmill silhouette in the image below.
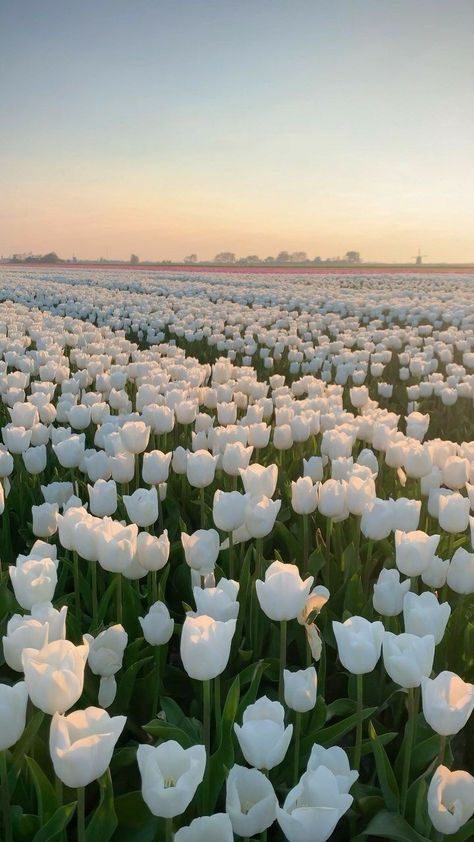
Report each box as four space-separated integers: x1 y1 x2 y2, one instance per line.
412 249 427 266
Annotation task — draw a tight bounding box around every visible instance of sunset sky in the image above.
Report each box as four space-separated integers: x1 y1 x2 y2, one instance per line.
1 0 473 263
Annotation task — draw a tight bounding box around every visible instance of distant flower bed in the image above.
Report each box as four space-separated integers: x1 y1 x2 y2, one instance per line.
0 269 473 842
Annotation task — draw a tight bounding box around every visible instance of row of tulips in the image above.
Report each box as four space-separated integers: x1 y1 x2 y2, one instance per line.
0 270 473 842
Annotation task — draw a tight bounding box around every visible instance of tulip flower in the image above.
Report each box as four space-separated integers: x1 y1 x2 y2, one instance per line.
181 529 220 576
2 612 50 671
139 600 174 645
395 530 440 577
239 463 278 498
383 632 435 688
421 671 474 736
22 639 89 714
0 681 28 750
438 492 470 534
49 706 126 787
244 494 281 538
307 744 358 793
226 764 277 838
427 765 474 835
403 591 451 645
212 489 249 532
193 578 239 621
137 530 170 572
9 555 58 610
123 486 158 528
373 568 410 617
447 547 474 594
284 666 317 713
174 813 234 842
291 476 319 515
88 479 117 517
256 561 313 621
186 450 218 488
142 450 172 485
120 420 150 454
137 740 206 818
333 616 384 675
276 766 353 842
180 614 235 681
234 697 293 771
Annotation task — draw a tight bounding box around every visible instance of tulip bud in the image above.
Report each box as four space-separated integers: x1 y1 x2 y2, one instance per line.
383 632 435 688
180 614 235 680
139 600 174 645
234 697 293 770
283 666 317 712
373 568 411 616
333 616 384 675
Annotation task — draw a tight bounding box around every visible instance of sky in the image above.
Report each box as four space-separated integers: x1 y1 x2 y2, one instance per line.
0 0 473 263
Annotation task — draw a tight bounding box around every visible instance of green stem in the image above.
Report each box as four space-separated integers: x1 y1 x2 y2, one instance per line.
202 679 212 812
1 751 12 842
293 712 302 784
228 529 234 580
354 673 364 772
302 514 309 568
200 486 205 528
73 549 81 619
153 647 161 718
401 687 418 815
279 620 287 704
134 453 140 491
77 786 86 842
151 569 158 606
91 561 98 628
437 734 447 768
165 817 173 842
214 676 222 743
116 572 123 624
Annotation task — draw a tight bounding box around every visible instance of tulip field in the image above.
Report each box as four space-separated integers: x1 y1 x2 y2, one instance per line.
1 266 474 842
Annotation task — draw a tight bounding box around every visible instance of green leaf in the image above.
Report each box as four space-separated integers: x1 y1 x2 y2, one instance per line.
25 756 59 823
9 711 45 787
368 721 400 812
302 706 377 752
85 769 117 842
359 811 431 841
113 791 158 842
114 656 153 712
143 719 194 748
32 802 77 842
209 674 240 811
450 820 474 842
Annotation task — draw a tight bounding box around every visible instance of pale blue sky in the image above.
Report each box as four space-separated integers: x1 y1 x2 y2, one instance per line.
1 0 473 261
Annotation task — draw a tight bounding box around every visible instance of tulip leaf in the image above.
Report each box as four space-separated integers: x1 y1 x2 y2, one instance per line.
450 820 474 842
113 791 158 842
114 656 153 712
209 673 240 811
237 659 268 717
32 802 77 842
302 705 377 752
9 711 45 788
368 721 400 812
25 755 59 823
359 811 431 841
85 769 117 842
10 806 40 841
143 719 194 748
